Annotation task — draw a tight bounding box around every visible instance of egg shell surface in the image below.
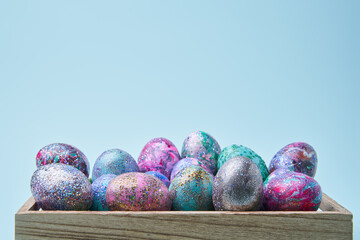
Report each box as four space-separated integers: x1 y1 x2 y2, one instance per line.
92 148 139 181
146 171 170 188
31 163 93 210
212 156 264 211
138 137 180 179
106 172 172 211
169 165 213 211
36 143 90 177
170 157 213 181
263 169 322 211
269 142 317 177
91 174 117 211
181 131 221 175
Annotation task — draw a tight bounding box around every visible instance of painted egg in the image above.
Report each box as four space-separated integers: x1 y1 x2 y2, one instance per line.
217 144 269 181
36 143 90 177
269 142 317 177
263 169 322 211
138 137 180 179
92 149 139 181
91 174 117 211
106 172 172 211
146 171 171 188
169 165 213 211
170 157 213 181
181 131 221 175
30 163 93 210
212 156 263 211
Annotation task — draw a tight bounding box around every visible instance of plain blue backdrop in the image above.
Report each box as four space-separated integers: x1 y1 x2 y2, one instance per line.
1 0 359 239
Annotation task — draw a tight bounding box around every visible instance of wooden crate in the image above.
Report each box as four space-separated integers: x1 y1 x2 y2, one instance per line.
15 193 352 240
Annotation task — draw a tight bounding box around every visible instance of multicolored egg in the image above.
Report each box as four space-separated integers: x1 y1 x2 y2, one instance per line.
138 137 180 179
217 144 269 181
213 156 263 211
92 149 139 181
169 165 213 211
269 142 317 177
170 157 213 181
181 131 221 175
146 171 170 188
31 163 93 210
106 172 172 211
36 143 90 177
263 169 322 211
91 174 117 211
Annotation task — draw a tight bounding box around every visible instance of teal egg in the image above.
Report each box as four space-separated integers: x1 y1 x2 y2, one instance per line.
169 165 213 211
217 144 269 181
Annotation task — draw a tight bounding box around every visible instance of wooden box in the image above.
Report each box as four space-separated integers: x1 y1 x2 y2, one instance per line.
15 193 352 240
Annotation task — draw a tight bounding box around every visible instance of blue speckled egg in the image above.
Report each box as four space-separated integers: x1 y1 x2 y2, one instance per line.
91 174 117 211
92 149 139 181
31 163 93 210
169 165 213 211
145 171 170 188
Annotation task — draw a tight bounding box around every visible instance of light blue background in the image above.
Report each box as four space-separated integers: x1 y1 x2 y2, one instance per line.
1 1 359 239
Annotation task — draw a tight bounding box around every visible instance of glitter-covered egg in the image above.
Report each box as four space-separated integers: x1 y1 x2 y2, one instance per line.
263 169 322 211
217 144 269 181
169 165 213 211
213 156 263 211
170 157 213 181
36 143 90 177
269 142 318 177
181 131 221 175
31 163 93 210
146 171 171 188
138 137 180 179
92 149 139 181
91 174 117 211
106 172 172 211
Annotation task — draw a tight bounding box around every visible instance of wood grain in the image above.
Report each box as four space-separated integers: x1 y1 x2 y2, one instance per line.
15 193 353 240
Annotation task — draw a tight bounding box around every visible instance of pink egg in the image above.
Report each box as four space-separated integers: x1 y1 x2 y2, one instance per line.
106 172 172 211
138 137 180 179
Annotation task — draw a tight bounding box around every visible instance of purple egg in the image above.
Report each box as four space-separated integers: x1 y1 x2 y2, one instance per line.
181 131 221 175
138 138 180 179
269 142 317 177
170 157 213 181
31 163 93 210
36 143 90 177
106 172 172 211
263 169 322 211
146 171 170 187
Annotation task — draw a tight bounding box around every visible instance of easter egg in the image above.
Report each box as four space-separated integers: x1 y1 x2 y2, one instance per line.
106 172 172 211
169 165 213 211
92 149 139 181
91 174 117 211
138 137 180 179
263 169 322 211
36 143 90 177
146 171 170 188
181 131 221 175
269 142 317 177
212 156 263 211
217 144 269 181
30 163 93 210
170 157 213 181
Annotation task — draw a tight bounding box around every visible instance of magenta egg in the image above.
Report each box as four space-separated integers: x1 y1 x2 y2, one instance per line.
138 137 180 179
106 172 172 211
263 169 322 211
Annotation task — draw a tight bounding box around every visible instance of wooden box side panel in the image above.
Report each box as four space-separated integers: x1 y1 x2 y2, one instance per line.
15 194 353 240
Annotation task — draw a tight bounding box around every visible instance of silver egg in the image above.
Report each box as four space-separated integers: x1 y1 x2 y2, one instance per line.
212 156 263 211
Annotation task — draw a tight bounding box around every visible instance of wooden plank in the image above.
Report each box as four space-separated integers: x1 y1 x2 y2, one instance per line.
320 193 352 214
15 194 353 240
